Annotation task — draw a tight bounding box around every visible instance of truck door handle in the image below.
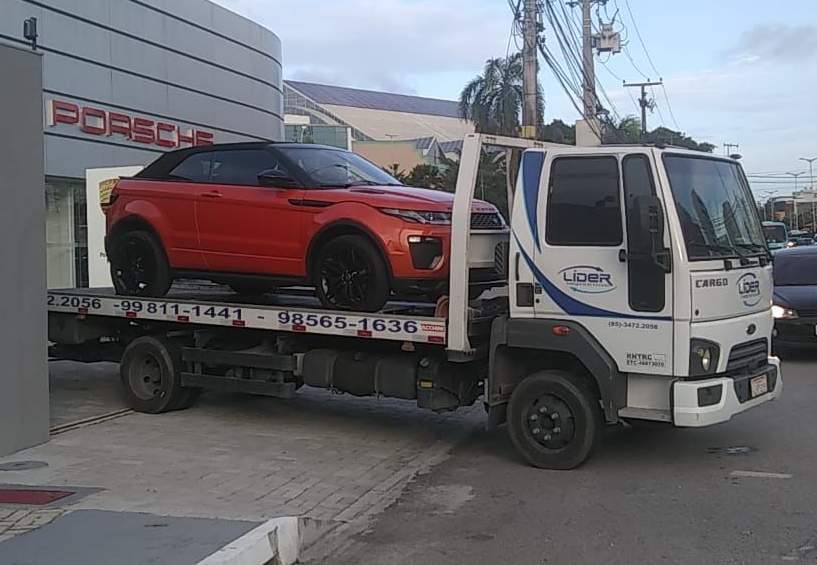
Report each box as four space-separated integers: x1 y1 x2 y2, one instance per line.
202 190 222 198
618 249 627 262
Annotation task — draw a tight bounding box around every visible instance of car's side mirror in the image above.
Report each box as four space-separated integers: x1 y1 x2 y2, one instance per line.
257 169 301 189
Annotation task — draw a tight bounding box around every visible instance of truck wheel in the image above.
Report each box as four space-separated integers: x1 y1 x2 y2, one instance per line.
110 230 171 297
314 234 390 312
507 370 601 469
120 336 196 413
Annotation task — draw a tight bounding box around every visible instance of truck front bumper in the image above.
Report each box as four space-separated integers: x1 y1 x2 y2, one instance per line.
673 356 782 427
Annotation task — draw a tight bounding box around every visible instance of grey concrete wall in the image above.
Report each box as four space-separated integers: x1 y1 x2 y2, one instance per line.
0 43 49 456
0 0 284 178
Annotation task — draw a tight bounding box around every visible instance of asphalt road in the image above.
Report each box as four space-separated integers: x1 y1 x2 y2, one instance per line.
333 352 817 565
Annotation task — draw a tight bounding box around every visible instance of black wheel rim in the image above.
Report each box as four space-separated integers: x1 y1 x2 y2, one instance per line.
319 247 371 309
524 394 576 450
113 237 156 294
126 353 165 401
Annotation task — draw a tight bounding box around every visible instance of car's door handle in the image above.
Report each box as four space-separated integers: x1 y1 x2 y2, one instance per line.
201 190 222 198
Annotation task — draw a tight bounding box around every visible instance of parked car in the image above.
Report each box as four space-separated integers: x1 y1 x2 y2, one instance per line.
104 142 507 312
772 246 817 351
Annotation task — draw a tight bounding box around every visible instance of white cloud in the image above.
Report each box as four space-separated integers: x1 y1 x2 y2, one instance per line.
212 0 511 94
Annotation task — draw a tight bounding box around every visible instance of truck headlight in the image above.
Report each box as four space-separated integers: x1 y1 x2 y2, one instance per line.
772 305 798 319
690 339 720 376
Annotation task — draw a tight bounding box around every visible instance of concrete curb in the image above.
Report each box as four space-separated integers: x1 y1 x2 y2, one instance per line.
196 516 300 565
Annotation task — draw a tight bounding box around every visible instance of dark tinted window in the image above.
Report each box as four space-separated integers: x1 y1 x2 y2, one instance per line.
623 154 664 312
546 156 622 246
168 152 214 182
774 253 817 286
210 149 288 185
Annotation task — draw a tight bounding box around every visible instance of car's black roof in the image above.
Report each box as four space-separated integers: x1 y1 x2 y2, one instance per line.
775 246 817 256
136 142 346 179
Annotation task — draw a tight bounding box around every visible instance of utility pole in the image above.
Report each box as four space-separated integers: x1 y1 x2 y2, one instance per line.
623 80 662 135
723 142 739 156
800 156 817 231
787 171 805 230
521 0 539 139
581 0 596 127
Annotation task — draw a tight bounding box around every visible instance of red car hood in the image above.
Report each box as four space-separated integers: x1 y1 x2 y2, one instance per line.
319 184 498 213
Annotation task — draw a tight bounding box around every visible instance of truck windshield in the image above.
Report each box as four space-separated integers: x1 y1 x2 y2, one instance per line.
663 154 766 260
763 224 787 244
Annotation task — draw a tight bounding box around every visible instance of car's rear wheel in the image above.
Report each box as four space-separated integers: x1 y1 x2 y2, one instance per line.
314 235 389 312
110 230 171 297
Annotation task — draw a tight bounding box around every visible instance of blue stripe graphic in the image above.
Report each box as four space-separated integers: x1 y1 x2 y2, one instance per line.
522 151 545 252
514 232 672 321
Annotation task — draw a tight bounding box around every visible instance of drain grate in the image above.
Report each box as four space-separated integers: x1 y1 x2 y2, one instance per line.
0 488 75 505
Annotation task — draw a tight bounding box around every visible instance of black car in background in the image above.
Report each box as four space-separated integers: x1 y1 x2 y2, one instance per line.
772 246 817 352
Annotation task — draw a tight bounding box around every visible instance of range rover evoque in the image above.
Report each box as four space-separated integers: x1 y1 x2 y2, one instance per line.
103 142 507 312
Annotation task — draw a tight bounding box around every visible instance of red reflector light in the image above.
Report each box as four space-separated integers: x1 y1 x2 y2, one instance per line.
293 324 306 332
0 488 74 505
357 330 372 337
232 320 246 327
125 311 137 318
428 335 445 343
552 325 571 336
177 315 190 322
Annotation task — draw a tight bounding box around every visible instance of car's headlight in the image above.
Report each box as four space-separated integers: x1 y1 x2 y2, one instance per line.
772 305 798 319
690 339 720 376
380 208 452 225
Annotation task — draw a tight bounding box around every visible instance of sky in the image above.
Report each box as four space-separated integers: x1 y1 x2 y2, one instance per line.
212 0 817 200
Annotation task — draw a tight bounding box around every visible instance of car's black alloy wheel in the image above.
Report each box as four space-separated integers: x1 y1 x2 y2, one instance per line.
110 230 171 297
315 235 389 312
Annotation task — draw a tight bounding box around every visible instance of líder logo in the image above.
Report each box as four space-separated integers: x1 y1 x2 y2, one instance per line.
737 272 762 307
559 265 616 294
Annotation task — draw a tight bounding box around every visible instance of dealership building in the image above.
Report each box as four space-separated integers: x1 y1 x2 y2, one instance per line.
1 0 283 288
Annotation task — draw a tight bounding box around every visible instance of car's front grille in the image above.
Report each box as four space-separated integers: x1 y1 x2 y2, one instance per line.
726 338 768 376
471 212 505 230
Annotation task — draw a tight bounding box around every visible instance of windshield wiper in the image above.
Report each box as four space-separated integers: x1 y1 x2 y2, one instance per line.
688 241 737 257
319 180 380 188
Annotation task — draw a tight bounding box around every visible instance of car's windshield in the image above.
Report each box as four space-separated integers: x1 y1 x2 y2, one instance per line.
277 146 402 187
774 253 817 286
664 154 766 260
763 224 787 244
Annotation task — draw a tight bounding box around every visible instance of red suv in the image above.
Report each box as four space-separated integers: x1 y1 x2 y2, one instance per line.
104 143 507 312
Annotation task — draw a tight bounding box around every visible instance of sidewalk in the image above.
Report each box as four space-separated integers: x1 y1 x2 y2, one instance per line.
0 362 481 563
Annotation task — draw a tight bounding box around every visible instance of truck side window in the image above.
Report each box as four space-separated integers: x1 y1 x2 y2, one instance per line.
168 152 214 182
545 156 622 246
623 154 665 312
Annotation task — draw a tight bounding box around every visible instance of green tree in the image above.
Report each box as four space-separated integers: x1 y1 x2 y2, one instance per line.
601 116 714 153
541 119 575 144
459 53 544 136
405 164 446 189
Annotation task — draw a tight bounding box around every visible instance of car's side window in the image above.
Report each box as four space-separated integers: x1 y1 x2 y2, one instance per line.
210 150 289 186
545 156 622 246
168 152 215 182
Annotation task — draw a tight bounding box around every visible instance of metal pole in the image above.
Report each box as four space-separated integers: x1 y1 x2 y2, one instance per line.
799 157 816 231
787 172 804 230
581 0 596 126
623 80 662 136
521 0 539 139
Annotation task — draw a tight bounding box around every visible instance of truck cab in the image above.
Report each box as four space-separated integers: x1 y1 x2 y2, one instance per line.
500 145 780 433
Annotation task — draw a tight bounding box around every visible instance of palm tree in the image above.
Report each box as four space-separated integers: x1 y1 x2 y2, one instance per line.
459 53 543 136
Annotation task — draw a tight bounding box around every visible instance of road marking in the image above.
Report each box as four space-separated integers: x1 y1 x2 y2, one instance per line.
730 470 792 480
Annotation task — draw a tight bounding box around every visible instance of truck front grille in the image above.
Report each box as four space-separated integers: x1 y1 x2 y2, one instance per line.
726 338 768 377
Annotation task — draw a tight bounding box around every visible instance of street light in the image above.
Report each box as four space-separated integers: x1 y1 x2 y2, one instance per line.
799 156 817 231
787 172 805 230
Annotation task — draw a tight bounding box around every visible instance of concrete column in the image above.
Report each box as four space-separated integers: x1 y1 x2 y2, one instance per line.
0 43 48 456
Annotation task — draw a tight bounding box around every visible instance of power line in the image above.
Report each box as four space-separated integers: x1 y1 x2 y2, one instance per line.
622 0 660 77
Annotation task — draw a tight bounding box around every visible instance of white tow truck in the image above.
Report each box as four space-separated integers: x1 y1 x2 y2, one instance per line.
47 134 781 469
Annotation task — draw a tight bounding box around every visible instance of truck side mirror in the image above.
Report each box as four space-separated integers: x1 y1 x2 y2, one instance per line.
632 194 671 273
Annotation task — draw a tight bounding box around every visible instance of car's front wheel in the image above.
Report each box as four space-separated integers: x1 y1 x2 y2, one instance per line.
109 230 171 297
314 235 390 312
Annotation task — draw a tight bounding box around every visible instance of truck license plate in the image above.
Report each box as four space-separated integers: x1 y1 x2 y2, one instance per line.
750 374 768 398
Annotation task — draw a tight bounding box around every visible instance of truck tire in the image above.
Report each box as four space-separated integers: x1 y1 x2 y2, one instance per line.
120 335 198 413
110 230 172 297
507 370 601 469
314 234 390 312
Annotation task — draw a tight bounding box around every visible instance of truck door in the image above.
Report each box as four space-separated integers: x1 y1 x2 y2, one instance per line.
531 151 674 375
